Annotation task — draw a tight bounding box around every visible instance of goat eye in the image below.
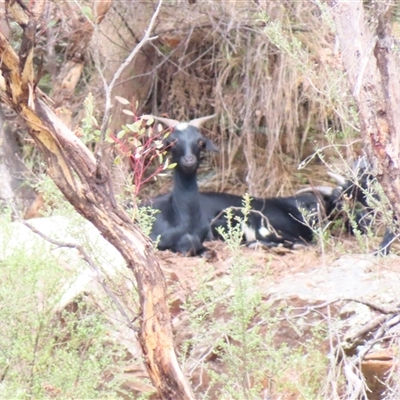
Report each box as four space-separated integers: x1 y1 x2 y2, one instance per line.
198 140 205 148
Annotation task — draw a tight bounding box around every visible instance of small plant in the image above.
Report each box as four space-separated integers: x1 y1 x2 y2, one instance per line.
79 92 102 148
296 203 332 261
110 97 176 196
134 203 159 238
215 193 252 250
183 196 267 398
70 92 103 152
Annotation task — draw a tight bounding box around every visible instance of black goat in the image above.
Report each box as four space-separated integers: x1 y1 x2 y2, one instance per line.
328 159 396 255
146 114 217 256
144 113 339 252
199 188 338 248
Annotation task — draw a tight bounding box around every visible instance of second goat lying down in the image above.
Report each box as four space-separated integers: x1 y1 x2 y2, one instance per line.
328 158 397 255
199 189 338 248
146 114 217 256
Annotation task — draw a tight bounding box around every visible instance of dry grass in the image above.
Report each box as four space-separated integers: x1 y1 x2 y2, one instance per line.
83 0 364 198
27 1 400 199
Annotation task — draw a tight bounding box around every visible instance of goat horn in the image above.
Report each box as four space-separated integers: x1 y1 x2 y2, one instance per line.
296 186 337 196
189 114 217 128
142 115 180 128
327 171 347 186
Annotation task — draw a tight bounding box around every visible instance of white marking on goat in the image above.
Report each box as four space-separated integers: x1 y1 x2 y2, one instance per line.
242 222 257 242
258 225 271 238
257 218 271 238
176 122 189 131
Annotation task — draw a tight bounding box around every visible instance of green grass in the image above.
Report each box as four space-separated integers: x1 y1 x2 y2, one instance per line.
0 208 135 399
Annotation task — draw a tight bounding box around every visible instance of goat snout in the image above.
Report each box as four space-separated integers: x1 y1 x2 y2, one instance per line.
180 155 197 170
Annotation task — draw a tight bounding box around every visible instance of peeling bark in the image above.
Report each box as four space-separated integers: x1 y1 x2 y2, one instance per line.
328 0 400 221
0 1 194 398
52 0 112 109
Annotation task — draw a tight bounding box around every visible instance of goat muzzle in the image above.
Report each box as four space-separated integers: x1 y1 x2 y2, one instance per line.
180 155 197 172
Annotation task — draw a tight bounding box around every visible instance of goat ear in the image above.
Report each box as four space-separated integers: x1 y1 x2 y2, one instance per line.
205 138 219 152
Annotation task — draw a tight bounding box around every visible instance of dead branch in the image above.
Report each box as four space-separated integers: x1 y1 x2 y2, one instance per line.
288 297 400 359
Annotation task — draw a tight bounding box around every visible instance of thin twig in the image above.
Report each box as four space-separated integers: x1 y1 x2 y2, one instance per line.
90 1 162 204
98 0 163 145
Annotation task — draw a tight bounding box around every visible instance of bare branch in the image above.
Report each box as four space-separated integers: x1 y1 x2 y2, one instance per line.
18 217 135 329
97 0 163 144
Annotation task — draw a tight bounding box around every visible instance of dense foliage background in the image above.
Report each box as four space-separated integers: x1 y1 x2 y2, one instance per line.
10 0 400 203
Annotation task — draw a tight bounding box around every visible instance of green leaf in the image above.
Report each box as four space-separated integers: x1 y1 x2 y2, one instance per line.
117 130 126 139
47 19 57 28
126 120 143 133
122 109 135 116
81 5 93 20
129 137 142 147
153 140 163 149
126 123 139 133
115 96 130 105
145 117 154 126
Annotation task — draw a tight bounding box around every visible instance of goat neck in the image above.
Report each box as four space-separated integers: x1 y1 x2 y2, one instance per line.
171 167 201 213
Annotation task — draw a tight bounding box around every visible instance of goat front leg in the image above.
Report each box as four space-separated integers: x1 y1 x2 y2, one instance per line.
151 226 205 256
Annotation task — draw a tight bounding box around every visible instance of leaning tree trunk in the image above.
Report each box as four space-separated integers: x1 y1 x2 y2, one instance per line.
0 1 194 399
328 0 400 220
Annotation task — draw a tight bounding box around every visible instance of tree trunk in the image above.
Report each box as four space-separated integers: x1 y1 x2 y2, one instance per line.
52 0 112 110
328 0 400 220
0 1 194 398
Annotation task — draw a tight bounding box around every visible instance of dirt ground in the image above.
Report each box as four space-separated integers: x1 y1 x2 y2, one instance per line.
153 237 400 399
159 236 400 296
